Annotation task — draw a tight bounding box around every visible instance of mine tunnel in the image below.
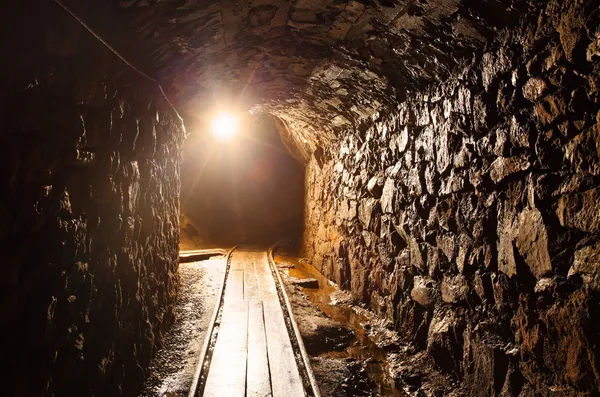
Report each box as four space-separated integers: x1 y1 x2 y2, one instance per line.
2 0 600 396
180 113 305 246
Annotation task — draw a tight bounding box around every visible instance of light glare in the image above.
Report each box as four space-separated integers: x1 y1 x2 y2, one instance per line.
210 112 239 141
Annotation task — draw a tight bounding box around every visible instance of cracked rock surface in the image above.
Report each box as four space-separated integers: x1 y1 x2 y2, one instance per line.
303 1 600 395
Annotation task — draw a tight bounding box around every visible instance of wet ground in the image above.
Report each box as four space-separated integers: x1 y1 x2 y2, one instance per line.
140 256 225 397
275 253 407 397
275 250 465 397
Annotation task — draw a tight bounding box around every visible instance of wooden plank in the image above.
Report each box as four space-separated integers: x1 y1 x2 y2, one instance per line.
247 301 272 397
263 300 305 397
244 254 259 301
226 269 244 301
254 252 278 300
203 300 249 397
230 250 245 271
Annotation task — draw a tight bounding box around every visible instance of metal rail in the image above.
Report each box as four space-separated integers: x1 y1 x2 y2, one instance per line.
187 245 237 397
267 243 323 397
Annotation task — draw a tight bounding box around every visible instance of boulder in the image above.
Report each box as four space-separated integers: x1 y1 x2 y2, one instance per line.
556 187 600 233
522 78 547 102
515 208 552 279
411 276 439 307
569 241 600 289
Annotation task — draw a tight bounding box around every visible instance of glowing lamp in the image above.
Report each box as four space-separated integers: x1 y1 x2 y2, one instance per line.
210 112 239 141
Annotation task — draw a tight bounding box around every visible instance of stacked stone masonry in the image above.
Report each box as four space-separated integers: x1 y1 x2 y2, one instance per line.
0 2 185 396
303 1 600 395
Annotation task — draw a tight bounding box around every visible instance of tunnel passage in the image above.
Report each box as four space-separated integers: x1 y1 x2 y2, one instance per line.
180 114 305 245
3 0 600 396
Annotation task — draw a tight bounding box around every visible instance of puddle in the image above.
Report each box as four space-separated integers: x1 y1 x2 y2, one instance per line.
275 254 407 397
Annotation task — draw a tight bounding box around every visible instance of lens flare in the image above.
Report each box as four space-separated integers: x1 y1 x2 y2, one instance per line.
210 112 239 141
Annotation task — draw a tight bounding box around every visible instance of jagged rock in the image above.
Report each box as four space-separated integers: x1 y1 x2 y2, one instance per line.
556 187 600 233
415 126 435 162
569 241 600 289
358 198 378 229
436 233 456 263
490 155 530 184
491 273 514 311
380 178 396 214
557 2 587 62
436 123 452 174
587 35 600 61
338 199 358 222
522 78 548 102
427 307 464 375
367 174 385 198
564 125 600 175
515 208 552 279
534 94 567 125
441 274 469 304
296 2 600 395
462 329 511 397
473 271 494 303
534 277 556 294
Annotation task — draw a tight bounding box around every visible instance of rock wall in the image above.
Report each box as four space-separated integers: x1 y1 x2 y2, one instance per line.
303 1 600 395
0 2 185 396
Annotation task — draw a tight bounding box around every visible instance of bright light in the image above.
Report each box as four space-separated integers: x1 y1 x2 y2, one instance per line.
210 112 239 141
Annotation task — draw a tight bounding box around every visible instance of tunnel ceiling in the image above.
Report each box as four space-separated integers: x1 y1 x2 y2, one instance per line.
100 0 529 152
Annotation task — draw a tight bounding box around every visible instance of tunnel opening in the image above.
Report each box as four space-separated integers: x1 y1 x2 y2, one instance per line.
180 113 305 248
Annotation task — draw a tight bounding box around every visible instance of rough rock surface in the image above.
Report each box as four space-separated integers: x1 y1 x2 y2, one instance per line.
67 0 532 160
0 2 185 396
303 1 600 395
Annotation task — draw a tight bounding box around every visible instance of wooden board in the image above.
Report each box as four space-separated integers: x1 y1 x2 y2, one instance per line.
203 300 248 397
254 252 278 300
263 300 305 397
226 269 244 301
202 249 305 397
247 301 272 397
244 252 278 301
244 255 259 300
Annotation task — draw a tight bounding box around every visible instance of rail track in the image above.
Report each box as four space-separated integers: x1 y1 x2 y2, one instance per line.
187 245 321 397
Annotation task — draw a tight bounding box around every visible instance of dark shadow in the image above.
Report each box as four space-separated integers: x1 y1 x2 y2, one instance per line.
180 114 305 247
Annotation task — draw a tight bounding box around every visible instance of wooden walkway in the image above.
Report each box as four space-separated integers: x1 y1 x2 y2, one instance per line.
202 249 305 397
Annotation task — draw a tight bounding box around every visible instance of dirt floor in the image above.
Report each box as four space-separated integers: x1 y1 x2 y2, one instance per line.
274 249 466 397
139 256 225 397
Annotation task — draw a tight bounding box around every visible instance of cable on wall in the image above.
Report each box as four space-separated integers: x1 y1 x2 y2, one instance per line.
52 0 183 122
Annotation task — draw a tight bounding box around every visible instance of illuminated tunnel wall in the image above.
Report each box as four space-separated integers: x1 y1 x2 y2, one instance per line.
0 2 184 395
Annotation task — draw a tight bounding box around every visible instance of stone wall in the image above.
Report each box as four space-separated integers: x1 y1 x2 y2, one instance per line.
0 2 185 396
303 1 600 395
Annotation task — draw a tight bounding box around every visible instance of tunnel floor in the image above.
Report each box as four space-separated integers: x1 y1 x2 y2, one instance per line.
141 256 226 396
141 242 465 396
